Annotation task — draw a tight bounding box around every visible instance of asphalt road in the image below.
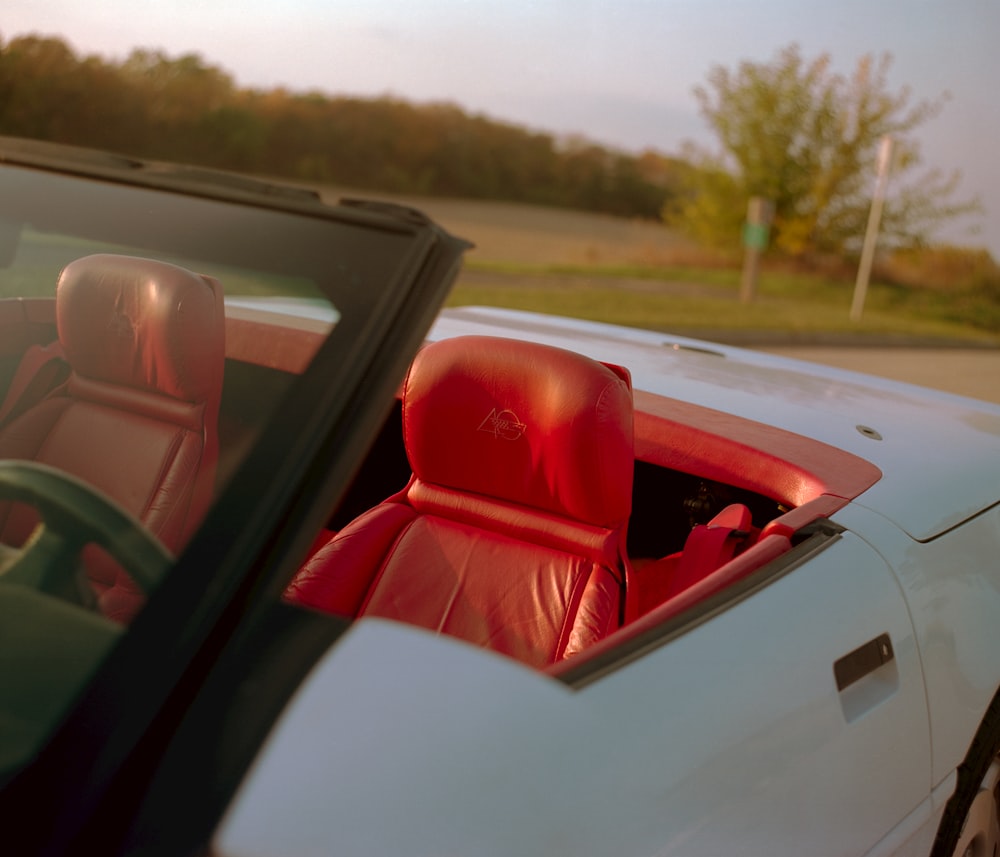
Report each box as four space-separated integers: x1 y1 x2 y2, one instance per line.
758 347 1000 405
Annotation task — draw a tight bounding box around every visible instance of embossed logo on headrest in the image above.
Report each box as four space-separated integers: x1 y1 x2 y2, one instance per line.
108 293 135 339
478 408 526 441
107 312 134 339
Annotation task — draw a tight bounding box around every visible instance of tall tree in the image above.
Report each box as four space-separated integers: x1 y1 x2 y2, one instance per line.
666 45 978 257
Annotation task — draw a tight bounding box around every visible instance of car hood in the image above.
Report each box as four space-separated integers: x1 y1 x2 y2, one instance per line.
431 307 1000 542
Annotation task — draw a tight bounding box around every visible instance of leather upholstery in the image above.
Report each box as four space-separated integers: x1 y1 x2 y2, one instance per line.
0 254 225 622
630 503 754 618
289 335 635 668
668 503 753 593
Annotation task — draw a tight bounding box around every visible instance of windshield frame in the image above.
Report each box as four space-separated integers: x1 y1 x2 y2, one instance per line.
0 138 469 853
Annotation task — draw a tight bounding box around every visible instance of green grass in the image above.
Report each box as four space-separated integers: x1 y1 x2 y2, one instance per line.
449 262 1000 344
8 224 995 344
466 259 741 287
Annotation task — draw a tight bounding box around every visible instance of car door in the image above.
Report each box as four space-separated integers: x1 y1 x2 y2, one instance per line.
578 528 931 855
216 526 930 856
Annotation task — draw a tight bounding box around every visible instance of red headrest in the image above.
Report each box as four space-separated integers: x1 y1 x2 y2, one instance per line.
403 336 634 527
56 254 225 404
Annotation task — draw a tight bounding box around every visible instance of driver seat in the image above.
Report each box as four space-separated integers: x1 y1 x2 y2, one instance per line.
0 254 225 622
288 335 635 669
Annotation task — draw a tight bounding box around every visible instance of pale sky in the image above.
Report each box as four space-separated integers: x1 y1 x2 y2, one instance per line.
6 0 999 253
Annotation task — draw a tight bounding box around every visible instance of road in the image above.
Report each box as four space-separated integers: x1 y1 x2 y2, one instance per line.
757 347 1000 405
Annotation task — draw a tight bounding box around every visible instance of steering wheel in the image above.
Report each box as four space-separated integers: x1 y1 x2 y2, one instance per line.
0 460 173 606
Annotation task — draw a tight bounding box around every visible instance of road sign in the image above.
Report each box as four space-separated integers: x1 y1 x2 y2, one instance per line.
740 197 774 302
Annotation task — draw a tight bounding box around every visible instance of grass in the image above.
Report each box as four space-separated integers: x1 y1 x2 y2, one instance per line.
13 182 986 344
449 260 1000 344
318 185 999 344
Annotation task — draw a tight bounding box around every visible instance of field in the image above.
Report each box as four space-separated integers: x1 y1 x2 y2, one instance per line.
321 187 1000 348
326 189 999 404
327 187 709 267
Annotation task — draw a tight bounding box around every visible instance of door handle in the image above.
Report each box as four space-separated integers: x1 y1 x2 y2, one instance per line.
834 633 894 692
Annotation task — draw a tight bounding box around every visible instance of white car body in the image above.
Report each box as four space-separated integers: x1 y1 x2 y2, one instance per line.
217 306 1000 857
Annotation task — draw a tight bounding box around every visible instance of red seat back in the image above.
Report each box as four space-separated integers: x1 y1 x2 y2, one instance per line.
671 503 753 593
290 335 635 668
628 503 754 618
0 254 225 621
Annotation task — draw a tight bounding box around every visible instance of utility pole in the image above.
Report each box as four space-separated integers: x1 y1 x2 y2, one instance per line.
851 135 893 322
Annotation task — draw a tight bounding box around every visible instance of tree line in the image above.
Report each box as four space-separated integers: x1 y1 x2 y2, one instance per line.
0 33 680 219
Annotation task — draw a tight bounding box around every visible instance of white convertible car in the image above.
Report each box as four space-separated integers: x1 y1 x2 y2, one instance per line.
0 137 998 857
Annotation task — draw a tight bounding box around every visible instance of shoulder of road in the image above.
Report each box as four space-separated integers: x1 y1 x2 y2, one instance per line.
681 330 1000 349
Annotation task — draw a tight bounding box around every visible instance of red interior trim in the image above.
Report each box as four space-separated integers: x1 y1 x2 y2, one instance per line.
633 390 882 507
224 307 328 373
549 532 795 678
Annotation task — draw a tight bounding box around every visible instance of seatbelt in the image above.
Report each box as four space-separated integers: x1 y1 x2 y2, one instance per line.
0 341 69 426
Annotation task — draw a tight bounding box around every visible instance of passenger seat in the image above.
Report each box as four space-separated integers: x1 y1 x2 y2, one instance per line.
288 335 635 669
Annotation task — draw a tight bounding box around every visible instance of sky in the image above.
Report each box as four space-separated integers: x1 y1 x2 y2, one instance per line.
6 0 1000 254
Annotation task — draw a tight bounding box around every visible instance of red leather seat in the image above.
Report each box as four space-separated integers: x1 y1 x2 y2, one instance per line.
0 254 225 622
630 503 754 618
289 335 635 669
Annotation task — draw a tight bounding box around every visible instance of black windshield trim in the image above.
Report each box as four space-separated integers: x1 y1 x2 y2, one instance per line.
0 148 468 855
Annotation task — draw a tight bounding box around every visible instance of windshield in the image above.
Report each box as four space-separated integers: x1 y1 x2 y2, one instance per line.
0 147 463 784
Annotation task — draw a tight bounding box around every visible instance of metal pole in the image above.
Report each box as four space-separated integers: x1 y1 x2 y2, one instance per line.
740 243 762 304
851 135 893 322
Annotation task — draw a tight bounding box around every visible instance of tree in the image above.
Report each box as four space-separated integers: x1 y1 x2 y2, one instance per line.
666 45 979 258
0 32 674 218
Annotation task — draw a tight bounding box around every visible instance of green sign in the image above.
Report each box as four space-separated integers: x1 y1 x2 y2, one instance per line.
743 222 770 250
